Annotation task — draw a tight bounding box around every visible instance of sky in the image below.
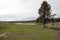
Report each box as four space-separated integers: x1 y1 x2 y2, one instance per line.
0 0 60 21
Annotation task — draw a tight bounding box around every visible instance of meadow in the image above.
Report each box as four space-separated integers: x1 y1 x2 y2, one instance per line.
0 23 60 40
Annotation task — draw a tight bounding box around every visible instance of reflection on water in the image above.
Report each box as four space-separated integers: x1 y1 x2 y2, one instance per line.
16 23 36 25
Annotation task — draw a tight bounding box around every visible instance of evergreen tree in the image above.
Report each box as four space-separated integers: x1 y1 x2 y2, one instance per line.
38 1 51 28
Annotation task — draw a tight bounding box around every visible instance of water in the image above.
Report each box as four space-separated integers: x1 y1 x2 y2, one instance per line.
16 23 36 25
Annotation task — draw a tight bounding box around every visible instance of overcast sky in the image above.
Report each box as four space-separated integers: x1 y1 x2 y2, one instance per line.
0 0 60 21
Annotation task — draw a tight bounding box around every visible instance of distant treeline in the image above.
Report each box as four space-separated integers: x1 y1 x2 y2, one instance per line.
36 17 60 23
0 20 36 23
54 18 60 22
0 18 60 23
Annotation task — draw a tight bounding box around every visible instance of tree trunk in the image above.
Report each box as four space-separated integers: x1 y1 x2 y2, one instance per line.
43 10 46 28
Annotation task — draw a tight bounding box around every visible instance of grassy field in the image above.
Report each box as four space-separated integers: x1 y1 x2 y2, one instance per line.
0 23 60 40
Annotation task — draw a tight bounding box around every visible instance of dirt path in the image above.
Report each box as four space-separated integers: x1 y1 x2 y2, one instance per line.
0 32 7 37
0 31 40 40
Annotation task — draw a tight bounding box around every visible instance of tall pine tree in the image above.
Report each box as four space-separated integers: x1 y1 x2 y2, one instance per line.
38 1 51 28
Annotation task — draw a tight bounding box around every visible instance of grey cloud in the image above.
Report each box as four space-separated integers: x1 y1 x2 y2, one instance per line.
0 0 60 21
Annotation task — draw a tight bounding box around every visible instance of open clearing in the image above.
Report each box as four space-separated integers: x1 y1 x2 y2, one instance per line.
0 23 60 40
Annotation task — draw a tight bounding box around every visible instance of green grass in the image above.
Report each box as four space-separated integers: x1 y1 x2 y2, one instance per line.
0 23 60 40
